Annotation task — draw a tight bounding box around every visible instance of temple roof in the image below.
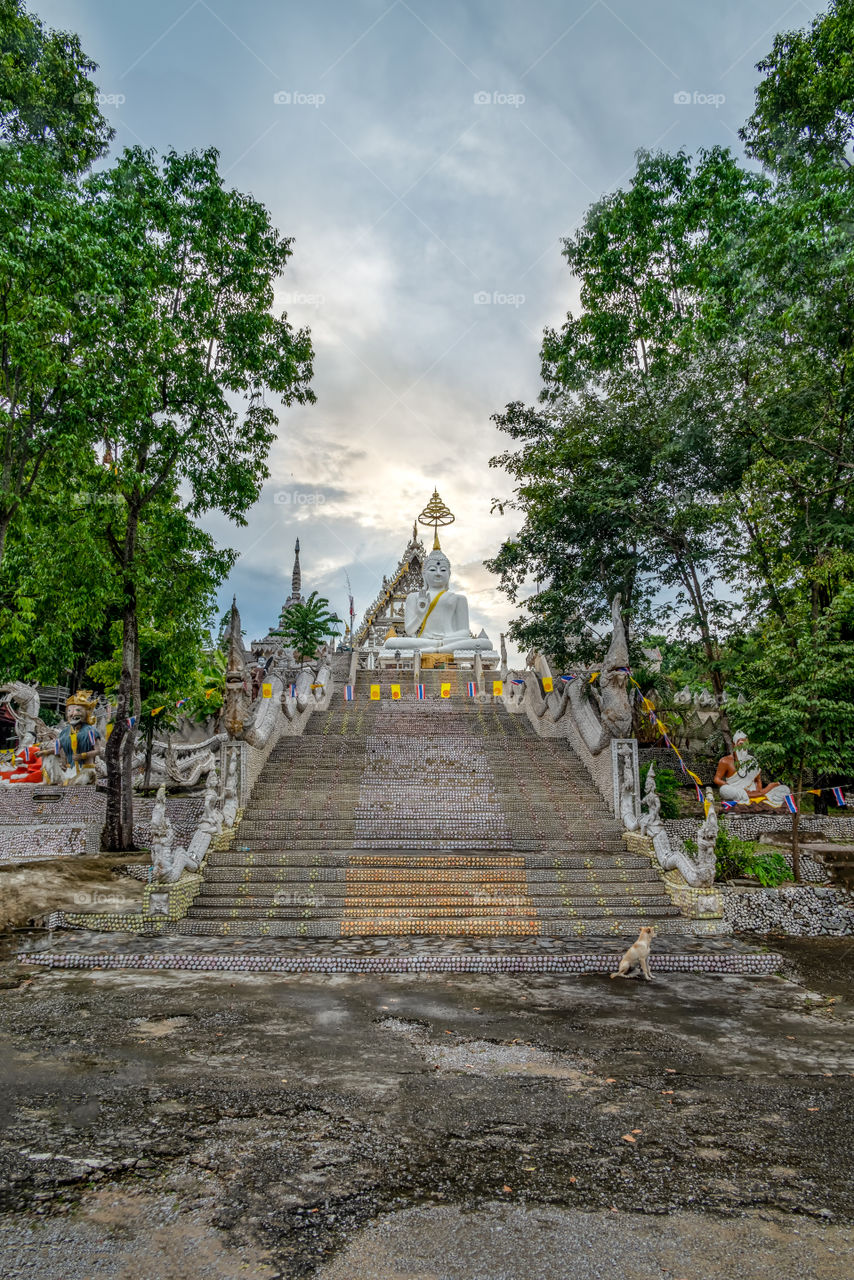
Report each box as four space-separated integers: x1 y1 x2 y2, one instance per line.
354 524 427 649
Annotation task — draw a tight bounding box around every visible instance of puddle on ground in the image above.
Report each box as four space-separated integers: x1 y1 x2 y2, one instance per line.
131 1017 191 1038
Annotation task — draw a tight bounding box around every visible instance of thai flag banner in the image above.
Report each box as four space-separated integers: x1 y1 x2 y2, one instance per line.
694 781 703 804
176 697 188 708
289 683 296 698
722 799 737 810
784 794 798 814
511 678 524 686
416 684 425 700
344 685 354 702
832 787 846 806
560 674 576 684
467 681 476 697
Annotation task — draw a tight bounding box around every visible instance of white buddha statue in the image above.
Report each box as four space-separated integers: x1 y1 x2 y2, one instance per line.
382 550 493 653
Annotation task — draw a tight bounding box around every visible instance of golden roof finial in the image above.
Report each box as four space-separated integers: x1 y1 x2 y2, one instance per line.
418 488 455 551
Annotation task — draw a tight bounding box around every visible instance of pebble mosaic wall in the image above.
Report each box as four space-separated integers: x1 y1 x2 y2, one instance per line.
722 885 854 936
0 788 203 864
17 948 783 976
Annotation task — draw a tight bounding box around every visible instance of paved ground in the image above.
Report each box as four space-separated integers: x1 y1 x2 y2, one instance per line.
1 931 853 1278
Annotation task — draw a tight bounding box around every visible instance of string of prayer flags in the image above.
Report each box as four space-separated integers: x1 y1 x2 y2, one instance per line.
370 684 381 701
589 671 599 682
150 706 165 716
440 682 451 699
467 681 476 697
127 715 137 729
784 794 798 815
560 674 577 684
416 683 425 700
345 685 354 702
492 680 503 696
832 787 847 806
205 688 217 699
391 684 401 700
542 676 554 692
176 698 188 708
511 678 525 686
722 799 738 811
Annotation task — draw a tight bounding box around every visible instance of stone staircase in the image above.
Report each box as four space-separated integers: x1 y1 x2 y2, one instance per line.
175 673 683 938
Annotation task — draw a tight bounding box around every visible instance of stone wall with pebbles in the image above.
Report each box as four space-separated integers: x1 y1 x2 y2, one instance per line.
0 788 202 865
17 948 783 977
666 814 854 842
722 885 854 936
663 816 853 885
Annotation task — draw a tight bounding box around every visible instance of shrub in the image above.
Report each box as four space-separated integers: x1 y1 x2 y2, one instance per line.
713 826 792 886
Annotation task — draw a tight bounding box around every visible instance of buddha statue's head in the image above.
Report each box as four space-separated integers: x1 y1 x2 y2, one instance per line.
423 551 451 591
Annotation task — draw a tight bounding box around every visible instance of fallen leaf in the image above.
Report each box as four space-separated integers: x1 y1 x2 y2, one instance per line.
523 1166 536 1171
823 1072 833 1077
310 1208 319 1213
786 1036 795 1040
569 1177 577 1184
807 1107 820 1112
444 1030 453 1036
631 1129 642 1134
502 1184 512 1192
622 1135 636 1144
664 1068 676 1074
661 1090 674 1095
605 1078 617 1083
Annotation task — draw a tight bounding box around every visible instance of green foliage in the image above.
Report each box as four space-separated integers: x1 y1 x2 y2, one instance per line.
736 575 854 792
0 0 113 172
277 592 341 662
740 0 854 173
639 762 681 819
711 826 792 886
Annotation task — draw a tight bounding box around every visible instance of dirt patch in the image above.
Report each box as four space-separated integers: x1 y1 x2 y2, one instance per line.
0 856 144 929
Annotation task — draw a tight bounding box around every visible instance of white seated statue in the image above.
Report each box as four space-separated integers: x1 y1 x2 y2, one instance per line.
382 550 493 654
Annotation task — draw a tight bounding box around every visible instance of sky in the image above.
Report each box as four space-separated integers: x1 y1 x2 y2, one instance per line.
36 0 820 658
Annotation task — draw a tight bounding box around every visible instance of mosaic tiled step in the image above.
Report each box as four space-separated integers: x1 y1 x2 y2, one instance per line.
19 948 783 975
205 695 683 936
207 851 660 871
188 904 677 923
173 912 687 938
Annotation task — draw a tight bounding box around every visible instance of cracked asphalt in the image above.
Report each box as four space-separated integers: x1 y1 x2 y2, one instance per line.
1 933 853 1278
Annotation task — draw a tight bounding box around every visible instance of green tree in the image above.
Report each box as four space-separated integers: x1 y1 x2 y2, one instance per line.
735 572 854 879
489 149 762 688
740 0 854 173
277 592 341 663
0 0 113 173
76 145 314 849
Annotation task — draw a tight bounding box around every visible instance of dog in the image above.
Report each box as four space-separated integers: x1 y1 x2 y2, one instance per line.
610 926 655 981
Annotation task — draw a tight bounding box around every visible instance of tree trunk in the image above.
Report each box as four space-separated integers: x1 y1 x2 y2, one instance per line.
101 507 140 851
0 509 12 572
143 719 154 792
791 764 804 885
